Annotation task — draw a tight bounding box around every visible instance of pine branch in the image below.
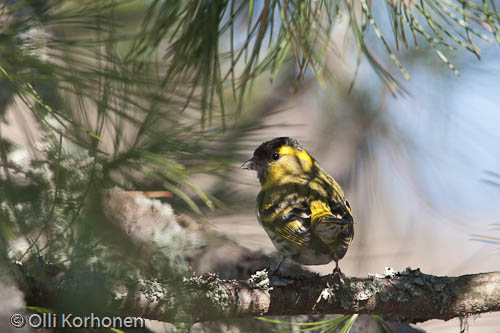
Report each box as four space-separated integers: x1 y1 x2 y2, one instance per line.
10 190 500 326
13 260 500 325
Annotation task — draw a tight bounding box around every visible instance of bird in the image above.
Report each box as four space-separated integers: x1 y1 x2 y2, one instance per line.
241 137 353 281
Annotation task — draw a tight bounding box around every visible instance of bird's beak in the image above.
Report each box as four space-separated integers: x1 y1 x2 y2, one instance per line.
240 157 256 170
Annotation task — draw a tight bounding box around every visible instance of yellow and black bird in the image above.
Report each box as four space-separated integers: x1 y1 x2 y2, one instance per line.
241 137 354 279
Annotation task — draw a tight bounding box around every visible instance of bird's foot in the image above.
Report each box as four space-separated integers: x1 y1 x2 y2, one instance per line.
266 264 282 277
331 266 345 284
266 257 286 277
265 259 298 286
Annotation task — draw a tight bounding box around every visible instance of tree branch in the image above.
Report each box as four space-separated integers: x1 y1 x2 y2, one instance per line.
12 190 499 326
14 260 500 324
181 268 500 323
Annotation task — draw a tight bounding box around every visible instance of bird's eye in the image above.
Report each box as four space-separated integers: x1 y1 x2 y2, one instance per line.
272 153 280 160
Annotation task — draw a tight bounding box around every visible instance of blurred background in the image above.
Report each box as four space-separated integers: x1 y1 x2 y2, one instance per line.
0 0 499 332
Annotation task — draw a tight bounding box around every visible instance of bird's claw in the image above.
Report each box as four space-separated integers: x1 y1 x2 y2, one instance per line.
332 271 344 284
266 265 280 277
331 266 345 284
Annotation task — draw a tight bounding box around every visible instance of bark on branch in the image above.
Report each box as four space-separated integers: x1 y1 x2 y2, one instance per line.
203 269 500 323
14 261 500 324
12 190 500 325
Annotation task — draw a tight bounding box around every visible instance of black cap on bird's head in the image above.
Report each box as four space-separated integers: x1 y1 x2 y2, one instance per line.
241 137 301 169
241 137 303 182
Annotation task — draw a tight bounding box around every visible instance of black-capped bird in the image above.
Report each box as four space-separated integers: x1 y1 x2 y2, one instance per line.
241 137 353 280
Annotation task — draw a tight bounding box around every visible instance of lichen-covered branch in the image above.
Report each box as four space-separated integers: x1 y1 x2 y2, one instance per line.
13 260 500 325
180 268 500 323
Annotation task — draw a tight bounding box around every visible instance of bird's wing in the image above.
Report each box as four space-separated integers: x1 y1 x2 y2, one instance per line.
274 217 311 245
257 188 312 246
313 168 354 222
308 170 354 243
309 198 354 249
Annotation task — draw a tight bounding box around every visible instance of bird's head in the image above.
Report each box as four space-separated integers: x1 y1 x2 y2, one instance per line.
241 137 316 187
